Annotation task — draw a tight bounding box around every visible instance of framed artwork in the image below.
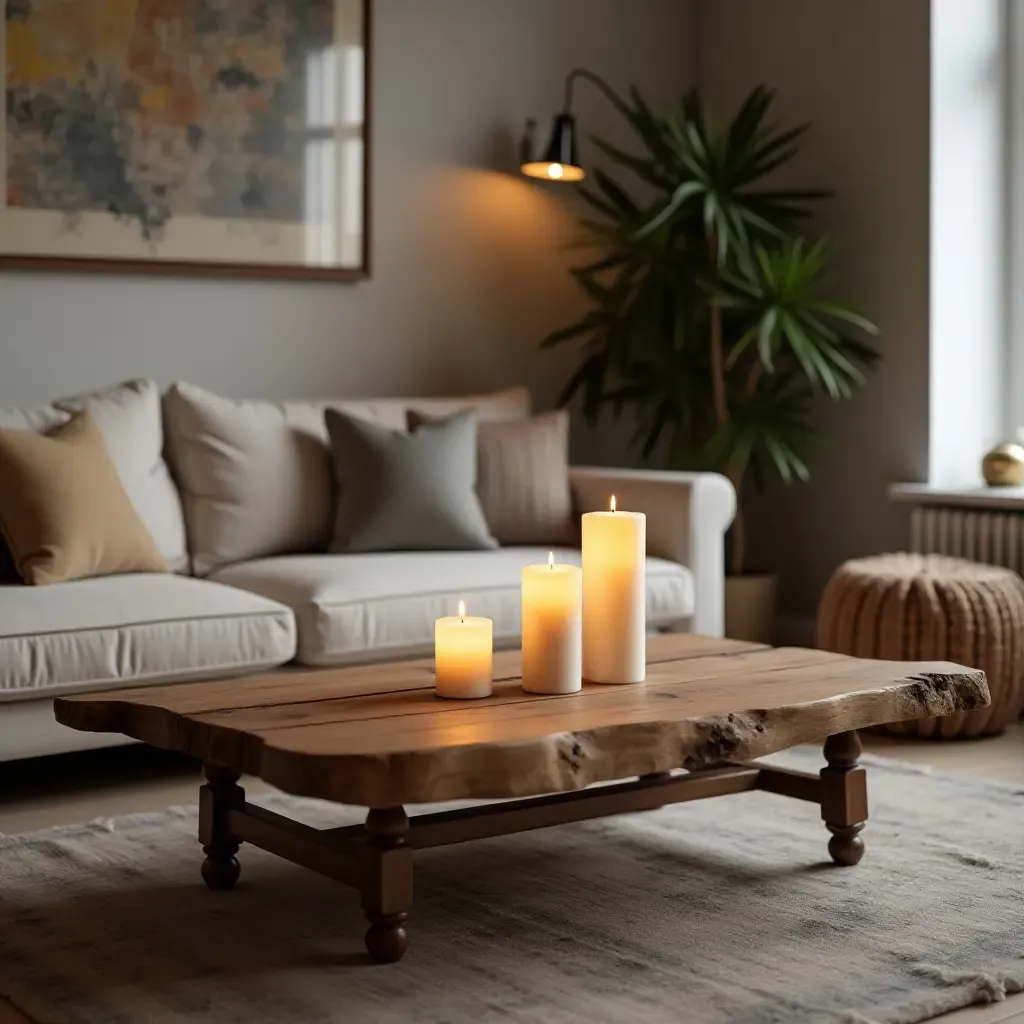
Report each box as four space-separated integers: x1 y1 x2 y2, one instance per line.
1 0 371 281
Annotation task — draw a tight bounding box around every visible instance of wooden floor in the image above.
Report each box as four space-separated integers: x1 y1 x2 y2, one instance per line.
0 726 1021 1023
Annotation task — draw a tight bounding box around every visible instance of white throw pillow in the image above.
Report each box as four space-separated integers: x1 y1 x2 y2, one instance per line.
0 380 189 572
163 382 531 576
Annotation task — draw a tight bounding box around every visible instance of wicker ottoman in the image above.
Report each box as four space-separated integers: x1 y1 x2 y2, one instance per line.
817 553 1024 737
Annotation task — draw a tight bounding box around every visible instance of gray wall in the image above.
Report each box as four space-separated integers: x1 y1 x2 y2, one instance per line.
0 0 936 621
0 0 695 451
695 0 932 622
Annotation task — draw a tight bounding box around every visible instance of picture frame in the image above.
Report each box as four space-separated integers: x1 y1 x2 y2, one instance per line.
1 0 372 282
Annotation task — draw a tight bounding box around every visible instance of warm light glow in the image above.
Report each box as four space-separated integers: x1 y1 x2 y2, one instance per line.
458 600 466 620
520 161 586 182
548 550 555 568
610 495 617 513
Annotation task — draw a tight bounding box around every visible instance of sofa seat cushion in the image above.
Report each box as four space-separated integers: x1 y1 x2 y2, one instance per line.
0 575 296 700
211 549 694 667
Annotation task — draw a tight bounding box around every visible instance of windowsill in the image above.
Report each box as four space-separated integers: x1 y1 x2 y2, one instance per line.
890 482 1024 510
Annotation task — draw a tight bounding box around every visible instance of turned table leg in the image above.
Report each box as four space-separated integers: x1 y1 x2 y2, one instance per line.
362 807 413 963
198 764 244 890
820 731 868 866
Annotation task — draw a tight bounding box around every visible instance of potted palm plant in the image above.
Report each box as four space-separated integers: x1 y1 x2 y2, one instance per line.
543 80 879 642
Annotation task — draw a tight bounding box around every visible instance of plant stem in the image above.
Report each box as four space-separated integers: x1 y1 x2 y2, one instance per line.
707 236 729 429
730 506 746 579
709 305 728 427
714 311 746 576
721 358 765 577
707 240 739 574
745 358 764 395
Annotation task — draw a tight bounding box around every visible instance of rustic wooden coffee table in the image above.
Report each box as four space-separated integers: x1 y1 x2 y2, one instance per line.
54 634 988 963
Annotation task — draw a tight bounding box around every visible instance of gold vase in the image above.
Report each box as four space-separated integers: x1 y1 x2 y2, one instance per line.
982 442 1024 486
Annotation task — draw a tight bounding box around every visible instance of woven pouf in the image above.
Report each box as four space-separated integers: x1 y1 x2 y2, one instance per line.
817 553 1024 738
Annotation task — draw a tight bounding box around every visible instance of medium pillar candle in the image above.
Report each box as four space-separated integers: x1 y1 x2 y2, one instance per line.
521 552 583 695
582 497 646 684
434 601 493 699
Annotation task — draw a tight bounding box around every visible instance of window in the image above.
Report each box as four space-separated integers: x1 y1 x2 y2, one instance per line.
928 0 1007 486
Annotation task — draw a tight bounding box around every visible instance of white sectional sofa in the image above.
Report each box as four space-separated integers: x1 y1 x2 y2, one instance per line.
0 380 735 762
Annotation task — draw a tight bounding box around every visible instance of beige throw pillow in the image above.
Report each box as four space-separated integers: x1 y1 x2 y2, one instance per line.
408 409 574 545
0 411 169 585
0 379 188 572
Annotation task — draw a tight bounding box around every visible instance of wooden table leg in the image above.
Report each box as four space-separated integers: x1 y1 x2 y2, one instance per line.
362 807 413 963
820 730 868 866
198 764 244 890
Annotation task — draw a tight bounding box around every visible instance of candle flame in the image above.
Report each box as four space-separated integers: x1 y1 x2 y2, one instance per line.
458 600 466 620
548 550 554 568
610 494 617 513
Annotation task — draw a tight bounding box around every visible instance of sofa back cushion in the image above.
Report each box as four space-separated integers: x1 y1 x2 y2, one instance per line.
0 380 188 572
163 382 531 575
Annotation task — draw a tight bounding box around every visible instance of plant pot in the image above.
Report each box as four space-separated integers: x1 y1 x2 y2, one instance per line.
725 573 778 644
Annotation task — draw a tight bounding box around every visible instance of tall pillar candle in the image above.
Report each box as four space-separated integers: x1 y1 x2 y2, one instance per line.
434 601 493 699
521 552 583 694
582 497 646 684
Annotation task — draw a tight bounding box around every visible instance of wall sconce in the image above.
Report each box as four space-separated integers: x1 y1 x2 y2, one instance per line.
520 69 617 183
520 115 584 183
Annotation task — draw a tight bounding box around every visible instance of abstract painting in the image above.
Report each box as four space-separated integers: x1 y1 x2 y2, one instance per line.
1 0 369 279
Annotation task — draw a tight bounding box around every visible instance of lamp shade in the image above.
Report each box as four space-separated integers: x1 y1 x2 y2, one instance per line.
521 113 585 182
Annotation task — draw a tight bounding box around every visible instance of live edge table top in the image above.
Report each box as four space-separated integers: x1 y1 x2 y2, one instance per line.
54 634 989 808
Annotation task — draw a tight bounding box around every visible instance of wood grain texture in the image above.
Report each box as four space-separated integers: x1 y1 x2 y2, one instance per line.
54 635 989 807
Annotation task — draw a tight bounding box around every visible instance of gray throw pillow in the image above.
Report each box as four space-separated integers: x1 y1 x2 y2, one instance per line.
325 408 498 552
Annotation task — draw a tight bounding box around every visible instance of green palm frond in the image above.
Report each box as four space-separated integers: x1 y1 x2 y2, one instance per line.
540 76 880 569
719 238 878 398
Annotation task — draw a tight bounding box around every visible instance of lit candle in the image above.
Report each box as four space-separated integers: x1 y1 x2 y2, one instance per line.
582 496 646 684
521 551 583 695
434 601 493 699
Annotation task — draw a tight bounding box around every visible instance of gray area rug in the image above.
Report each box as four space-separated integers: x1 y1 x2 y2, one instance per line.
0 750 1021 1024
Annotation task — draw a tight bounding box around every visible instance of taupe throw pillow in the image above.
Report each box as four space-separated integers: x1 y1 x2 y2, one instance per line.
0 411 169 585
325 408 498 553
407 409 574 545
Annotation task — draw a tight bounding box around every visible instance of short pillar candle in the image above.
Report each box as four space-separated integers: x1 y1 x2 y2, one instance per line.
521 552 583 695
434 602 493 699
582 496 646 684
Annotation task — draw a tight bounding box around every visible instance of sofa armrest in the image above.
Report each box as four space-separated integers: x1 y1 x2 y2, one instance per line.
569 466 736 636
